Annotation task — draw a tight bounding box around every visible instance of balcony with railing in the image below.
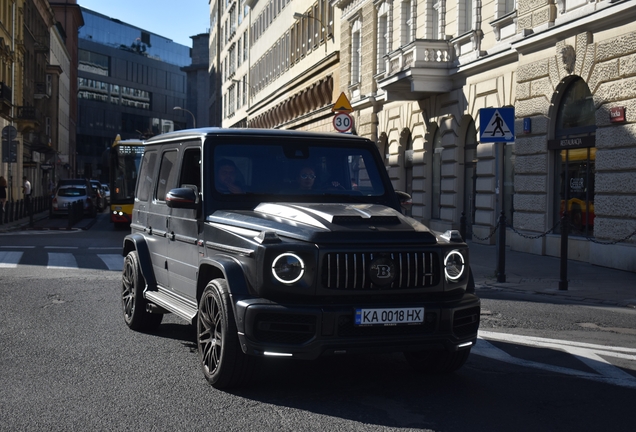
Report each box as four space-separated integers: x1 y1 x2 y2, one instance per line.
376 39 454 101
15 106 41 130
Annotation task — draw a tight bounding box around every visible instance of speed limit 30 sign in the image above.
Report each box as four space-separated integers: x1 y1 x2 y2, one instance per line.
333 112 353 133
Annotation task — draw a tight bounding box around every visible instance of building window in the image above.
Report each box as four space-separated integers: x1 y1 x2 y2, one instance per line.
401 0 414 46
458 0 473 34
351 20 362 85
377 2 390 74
429 0 444 39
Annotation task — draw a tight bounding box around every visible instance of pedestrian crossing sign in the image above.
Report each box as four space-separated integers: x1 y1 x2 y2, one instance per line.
479 107 515 142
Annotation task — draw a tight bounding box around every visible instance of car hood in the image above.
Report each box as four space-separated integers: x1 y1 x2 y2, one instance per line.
207 202 438 244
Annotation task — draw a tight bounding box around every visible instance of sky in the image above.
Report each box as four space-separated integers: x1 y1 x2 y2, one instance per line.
78 0 211 47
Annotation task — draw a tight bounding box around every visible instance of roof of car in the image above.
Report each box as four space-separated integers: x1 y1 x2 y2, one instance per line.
58 184 87 190
143 127 372 145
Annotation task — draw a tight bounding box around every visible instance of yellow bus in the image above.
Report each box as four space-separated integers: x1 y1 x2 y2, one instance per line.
109 135 144 227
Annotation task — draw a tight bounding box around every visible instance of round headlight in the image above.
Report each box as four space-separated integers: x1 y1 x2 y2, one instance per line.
272 253 305 284
444 250 465 281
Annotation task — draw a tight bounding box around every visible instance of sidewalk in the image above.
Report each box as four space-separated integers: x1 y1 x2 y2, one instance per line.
469 241 636 309
0 210 97 233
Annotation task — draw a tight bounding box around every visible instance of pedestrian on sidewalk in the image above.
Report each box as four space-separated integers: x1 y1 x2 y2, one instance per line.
22 176 32 216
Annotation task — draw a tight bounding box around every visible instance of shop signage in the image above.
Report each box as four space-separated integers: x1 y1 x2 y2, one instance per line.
547 135 595 150
609 106 625 123
41 163 52 170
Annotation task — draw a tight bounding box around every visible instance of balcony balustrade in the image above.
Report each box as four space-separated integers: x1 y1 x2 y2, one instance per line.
377 39 455 101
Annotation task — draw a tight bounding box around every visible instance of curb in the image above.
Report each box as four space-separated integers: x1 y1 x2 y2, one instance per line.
475 283 636 309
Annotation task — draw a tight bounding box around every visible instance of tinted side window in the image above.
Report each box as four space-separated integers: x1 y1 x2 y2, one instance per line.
156 150 179 201
137 150 157 202
179 147 202 191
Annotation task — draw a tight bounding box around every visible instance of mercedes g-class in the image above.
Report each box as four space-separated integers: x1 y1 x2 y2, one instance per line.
121 128 480 389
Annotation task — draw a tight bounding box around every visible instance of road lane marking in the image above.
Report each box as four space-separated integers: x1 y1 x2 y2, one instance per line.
98 254 123 271
0 251 23 268
1 246 35 248
475 330 636 389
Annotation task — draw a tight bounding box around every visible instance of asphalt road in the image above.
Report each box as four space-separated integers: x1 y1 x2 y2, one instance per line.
1 215 634 431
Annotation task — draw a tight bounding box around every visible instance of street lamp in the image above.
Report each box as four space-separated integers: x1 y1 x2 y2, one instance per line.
293 12 330 55
173 106 196 128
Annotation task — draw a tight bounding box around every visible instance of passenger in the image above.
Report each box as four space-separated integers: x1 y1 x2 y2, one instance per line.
216 159 244 194
297 166 317 190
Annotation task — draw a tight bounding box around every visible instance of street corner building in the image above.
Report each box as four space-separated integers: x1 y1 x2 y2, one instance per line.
330 0 636 272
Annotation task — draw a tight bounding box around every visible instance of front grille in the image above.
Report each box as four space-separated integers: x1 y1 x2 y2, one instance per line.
254 313 317 344
322 251 440 290
453 306 480 337
338 312 437 337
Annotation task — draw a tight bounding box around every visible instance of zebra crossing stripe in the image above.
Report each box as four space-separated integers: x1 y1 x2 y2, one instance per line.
98 254 124 271
47 252 78 269
476 330 636 389
0 251 23 268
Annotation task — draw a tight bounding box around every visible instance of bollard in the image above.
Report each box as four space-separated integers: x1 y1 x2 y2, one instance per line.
460 212 466 242
496 211 506 283
559 212 569 290
7 200 13 222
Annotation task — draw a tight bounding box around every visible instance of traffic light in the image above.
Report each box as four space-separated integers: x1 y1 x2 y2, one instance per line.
2 125 18 163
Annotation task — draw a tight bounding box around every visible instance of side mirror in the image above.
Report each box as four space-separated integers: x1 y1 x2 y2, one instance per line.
166 187 198 209
395 191 412 213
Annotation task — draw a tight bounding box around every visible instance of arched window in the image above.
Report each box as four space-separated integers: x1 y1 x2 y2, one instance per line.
550 78 596 237
431 127 442 219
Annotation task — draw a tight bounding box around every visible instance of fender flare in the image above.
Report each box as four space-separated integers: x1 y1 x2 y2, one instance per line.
198 255 252 334
197 255 251 299
122 233 157 291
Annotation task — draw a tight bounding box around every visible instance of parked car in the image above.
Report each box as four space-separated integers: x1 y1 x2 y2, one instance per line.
121 128 480 389
56 178 103 212
102 185 111 206
89 180 106 211
51 185 96 218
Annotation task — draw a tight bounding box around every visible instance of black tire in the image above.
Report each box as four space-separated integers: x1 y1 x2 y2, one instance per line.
121 250 163 331
197 278 254 389
404 348 471 374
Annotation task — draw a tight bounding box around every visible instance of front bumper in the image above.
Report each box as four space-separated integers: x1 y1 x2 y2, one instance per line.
234 294 480 360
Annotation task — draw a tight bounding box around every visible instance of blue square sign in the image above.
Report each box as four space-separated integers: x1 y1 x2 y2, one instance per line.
479 107 515 143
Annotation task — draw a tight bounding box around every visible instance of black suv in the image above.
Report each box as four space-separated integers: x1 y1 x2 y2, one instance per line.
121 128 480 389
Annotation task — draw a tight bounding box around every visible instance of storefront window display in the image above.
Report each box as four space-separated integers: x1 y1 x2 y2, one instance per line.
550 78 596 237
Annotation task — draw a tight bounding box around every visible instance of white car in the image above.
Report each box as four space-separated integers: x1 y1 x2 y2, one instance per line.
51 185 96 217
102 185 111 206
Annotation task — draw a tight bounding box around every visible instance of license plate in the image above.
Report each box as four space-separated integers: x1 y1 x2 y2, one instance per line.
354 307 424 326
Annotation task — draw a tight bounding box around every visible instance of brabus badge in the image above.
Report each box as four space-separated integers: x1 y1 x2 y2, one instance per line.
369 256 395 286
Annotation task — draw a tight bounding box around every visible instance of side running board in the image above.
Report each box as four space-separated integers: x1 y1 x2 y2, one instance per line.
145 290 198 324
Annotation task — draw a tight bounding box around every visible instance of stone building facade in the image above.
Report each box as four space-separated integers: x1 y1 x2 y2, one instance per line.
216 0 341 132
333 0 636 272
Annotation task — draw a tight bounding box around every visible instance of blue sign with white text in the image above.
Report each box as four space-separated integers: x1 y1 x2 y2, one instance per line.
479 107 515 143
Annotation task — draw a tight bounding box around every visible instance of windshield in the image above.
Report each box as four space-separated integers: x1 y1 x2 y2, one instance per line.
111 144 144 203
209 141 386 198
58 187 86 197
